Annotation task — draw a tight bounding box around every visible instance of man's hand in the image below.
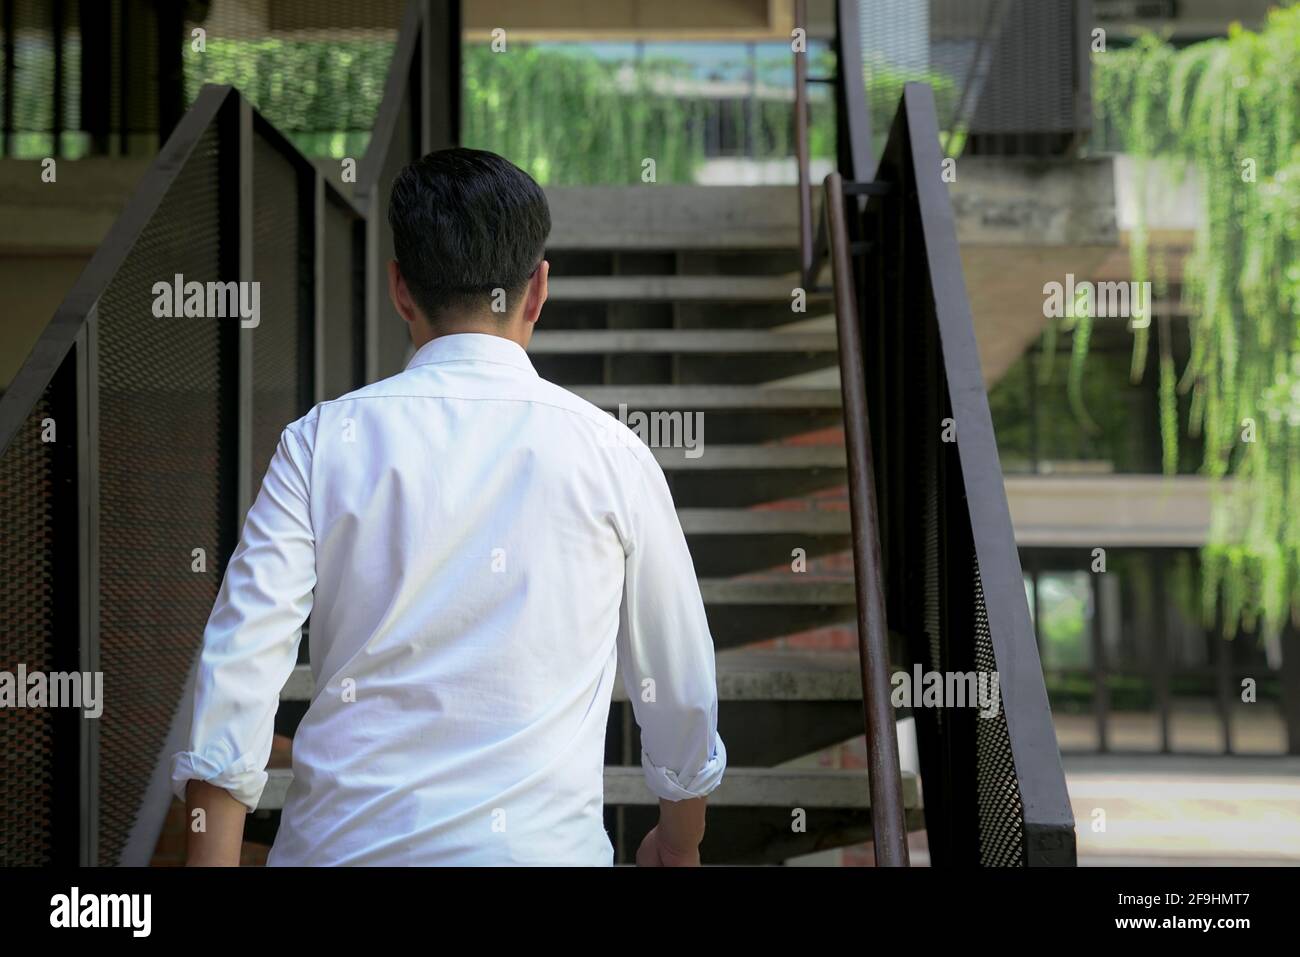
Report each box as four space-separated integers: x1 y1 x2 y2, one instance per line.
635 825 701 867
184 780 248 867
636 796 707 866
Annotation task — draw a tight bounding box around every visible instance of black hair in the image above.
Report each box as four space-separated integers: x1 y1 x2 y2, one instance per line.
387 147 551 324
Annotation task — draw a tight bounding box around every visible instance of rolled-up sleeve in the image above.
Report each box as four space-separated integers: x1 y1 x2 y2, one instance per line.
616 449 727 802
170 424 316 811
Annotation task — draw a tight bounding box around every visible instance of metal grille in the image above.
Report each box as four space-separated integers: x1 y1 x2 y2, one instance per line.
0 0 174 157
1 0 81 156
859 0 1088 156
94 124 226 865
0 392 57 865
109 0 161 140
963 0 1083 149
251 133 303 479
1 0 404 158
971 551 1026 866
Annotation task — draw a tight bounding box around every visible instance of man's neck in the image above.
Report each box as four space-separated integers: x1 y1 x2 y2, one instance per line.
411 319 530 352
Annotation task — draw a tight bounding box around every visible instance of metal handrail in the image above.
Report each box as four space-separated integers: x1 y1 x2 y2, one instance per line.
796 0 874 290
793 0 1076 867
824 171 911 866
793 0 814 287
794 1 910 866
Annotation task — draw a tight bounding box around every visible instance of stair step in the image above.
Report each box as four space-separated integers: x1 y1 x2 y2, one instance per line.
548 276 821 303
605 766 920 809
682 510 852 577
256 766 920 811
567 385 842 411
529 329 837 354
654 445 846 471
282 651 860 704
708 651 860 701
545 185 799 250
679 508 849 535
702 580 857 646
700 579 855 604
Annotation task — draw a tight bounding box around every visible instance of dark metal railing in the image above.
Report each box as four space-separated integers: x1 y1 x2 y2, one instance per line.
0 84 364 865
355 0 460 383
796 1 1077 865
797 0 909 868
793 0 814 284
825 170 911 866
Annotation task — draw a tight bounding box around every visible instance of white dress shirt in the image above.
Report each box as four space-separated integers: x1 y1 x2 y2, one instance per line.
170 332 726 865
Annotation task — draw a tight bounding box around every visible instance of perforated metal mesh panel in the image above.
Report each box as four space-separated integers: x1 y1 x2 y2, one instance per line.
94 125 226 865
971 552 1025 866
912 295 1029 867
918 304 944 690
251 133 304 479
0 392 58 865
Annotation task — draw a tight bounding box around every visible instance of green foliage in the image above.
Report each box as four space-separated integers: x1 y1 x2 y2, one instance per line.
461 45 716 184
1091 6 1300 653
182 37 957 183
460 44 851 184
862 57 959 159
184 38 396 158
462 45 957 183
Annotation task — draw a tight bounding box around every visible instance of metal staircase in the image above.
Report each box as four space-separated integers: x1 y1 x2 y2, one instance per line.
0 0 1075 867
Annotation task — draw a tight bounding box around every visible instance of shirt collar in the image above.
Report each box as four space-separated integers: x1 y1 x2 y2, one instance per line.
405 332 537 376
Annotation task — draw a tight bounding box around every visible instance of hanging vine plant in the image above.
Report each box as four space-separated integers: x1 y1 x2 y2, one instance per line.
1090 5 1300 660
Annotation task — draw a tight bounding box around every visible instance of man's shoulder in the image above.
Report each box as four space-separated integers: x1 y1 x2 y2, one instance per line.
528 375 618 427
277 376 395 451
281 367 434 439
528 376 661 469
321 368 422 407
279 368 660 474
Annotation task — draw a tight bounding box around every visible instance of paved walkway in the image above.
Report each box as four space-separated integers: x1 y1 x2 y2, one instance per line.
1064 754 1300 865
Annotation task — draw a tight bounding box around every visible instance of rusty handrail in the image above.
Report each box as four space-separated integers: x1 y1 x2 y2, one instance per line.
824 171 911 866
793 0 814 288
793 1 909 866
794 0 872 285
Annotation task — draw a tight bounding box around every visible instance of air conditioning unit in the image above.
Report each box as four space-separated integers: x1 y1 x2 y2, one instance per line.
1093 0 1177 21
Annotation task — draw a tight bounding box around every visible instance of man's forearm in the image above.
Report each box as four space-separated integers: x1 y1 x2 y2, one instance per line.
657 796 707 852
184 780 248 866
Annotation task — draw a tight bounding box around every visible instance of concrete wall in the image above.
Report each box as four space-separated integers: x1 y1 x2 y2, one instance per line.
0 158 150 390
202 0 799 41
